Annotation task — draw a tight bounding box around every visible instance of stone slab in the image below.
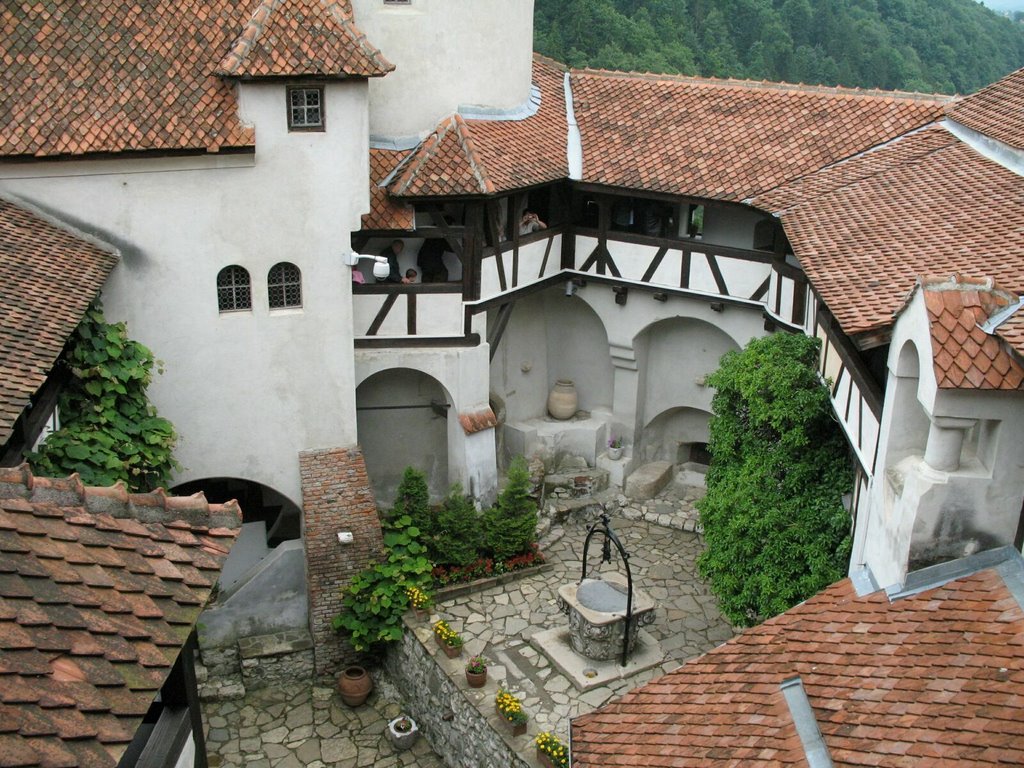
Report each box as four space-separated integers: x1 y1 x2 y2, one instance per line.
624 461 673 500
528 627 664 692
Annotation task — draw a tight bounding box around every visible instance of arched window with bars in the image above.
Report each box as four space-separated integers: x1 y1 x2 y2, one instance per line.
217 265 252 312
268 262 302 309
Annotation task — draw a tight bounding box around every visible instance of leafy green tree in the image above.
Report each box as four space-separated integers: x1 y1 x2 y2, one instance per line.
483 456 538 562
696 333 852 626
332 512 432 653
432 484 483 567
27 302 178 492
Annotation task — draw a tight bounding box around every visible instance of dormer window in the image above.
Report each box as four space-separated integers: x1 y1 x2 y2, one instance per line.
288 87 324 131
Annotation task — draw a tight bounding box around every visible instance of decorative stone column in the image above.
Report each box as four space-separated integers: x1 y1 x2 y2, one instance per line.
300 446 383 675
609 341 640 448
923 416 977 473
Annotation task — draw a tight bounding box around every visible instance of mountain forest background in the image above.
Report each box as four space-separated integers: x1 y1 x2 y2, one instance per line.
534 0 1024 94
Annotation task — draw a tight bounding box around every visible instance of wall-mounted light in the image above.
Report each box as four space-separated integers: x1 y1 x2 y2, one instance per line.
652 291 668 302
565 279 577 297
344 251 390 280
613 286 628 306
710 301 724 313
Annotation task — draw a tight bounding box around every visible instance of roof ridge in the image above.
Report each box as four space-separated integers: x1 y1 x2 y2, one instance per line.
217 0 393 78
451 114 495 195
571 67 955 103
0 464 242 530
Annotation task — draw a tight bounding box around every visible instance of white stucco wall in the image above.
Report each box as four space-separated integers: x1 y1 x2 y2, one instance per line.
854 291 1024 588
354 344 497 503
351 0 535 139
0 80 371 504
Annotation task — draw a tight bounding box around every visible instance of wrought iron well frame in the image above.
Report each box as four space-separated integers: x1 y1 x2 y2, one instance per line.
580 512 635 666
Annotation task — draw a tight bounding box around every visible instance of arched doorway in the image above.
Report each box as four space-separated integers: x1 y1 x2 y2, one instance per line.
356 367 451 503
170 476 301 594
641 406 713 465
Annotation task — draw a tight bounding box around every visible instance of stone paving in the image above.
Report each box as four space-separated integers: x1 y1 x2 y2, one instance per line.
203 471 734 767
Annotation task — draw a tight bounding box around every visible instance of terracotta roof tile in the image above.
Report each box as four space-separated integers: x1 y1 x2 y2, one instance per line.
217 0 392 79
913 275 1024 390
0 199 118 446
362 149 415 231
994 310 1024 360
948 67 1024 151
0 466 240 768
573 565 1024 767
754 126 1024 337
571 70 948 202
0 1 260 158
388 55 569 199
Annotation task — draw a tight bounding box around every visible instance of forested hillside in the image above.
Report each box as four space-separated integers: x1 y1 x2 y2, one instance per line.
535 0 1024 94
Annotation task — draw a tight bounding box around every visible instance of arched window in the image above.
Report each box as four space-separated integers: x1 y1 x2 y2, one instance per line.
268 262 302 309
217 265 251 312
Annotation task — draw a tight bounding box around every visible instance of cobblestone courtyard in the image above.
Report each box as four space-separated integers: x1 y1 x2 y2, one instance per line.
204 482 734 767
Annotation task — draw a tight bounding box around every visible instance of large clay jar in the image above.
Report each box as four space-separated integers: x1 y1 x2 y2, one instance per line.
547 379 578 420
338 665 372 707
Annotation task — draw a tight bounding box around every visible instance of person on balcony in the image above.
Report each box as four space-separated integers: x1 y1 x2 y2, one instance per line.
377 239 405 283
416 237 448 282
519 210 547 235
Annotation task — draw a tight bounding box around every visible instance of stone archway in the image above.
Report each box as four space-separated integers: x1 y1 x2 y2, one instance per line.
634 316 740 458
356 367 452 503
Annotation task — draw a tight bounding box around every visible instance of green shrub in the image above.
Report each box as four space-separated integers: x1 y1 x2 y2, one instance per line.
432 484 483 567
697 332 852 626
483 456 538 562
332 512 432 653
27 302 179 492
392 466 432 537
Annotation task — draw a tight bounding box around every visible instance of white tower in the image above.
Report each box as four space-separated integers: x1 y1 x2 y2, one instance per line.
351 0 536 142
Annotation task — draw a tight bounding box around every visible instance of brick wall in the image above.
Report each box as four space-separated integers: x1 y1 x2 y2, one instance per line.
300 446 383 675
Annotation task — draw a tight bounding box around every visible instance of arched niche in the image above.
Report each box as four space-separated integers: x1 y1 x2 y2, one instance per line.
885 340 930 468
635 316 740 446
489 288 614 423
356 367 452 503
640 406 713 465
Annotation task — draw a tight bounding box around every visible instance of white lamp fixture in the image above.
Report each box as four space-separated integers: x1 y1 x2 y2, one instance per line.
345 251 390 280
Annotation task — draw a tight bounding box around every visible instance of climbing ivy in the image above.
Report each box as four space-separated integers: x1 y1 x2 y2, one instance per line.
696 332 852 626
332 509 432 653
27 302 179 492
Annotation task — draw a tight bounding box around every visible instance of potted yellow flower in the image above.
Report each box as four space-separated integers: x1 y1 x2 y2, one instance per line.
495 686 528 736
535 731 569 767
432 619 464 658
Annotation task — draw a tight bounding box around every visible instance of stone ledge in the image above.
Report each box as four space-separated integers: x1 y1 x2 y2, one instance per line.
434 563 553 602
238 629 314 660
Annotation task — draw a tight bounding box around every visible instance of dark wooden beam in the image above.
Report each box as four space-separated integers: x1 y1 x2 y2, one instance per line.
407 293 416 335
487 302 516 361
366 293 399 336
355 334 481 349
641 246 668 282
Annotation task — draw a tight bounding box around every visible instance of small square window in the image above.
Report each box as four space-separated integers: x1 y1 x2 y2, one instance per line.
288 87 324 131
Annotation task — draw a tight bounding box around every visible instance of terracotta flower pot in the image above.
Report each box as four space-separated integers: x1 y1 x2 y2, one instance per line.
338 666 372 707
537 749 557 768
496 704 527 737
466 669 487 688
434 632 463 658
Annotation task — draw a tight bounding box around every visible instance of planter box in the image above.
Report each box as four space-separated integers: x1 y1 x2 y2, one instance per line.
434 632 462 658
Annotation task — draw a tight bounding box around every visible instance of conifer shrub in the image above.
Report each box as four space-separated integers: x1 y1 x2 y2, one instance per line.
432 484 483 567
482 456 538 562
392 466 433 538
697 332 852 626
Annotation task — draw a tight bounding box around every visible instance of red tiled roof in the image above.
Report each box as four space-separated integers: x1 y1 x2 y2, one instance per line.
0 466 240 768
389 114 494 197
754 126 1024 337
0 1 255 157
572 564 1024 767
0 199 118 445
0 0 389 159
388 55 569 199
915 275 1024 390
948 67 1024 151
217 0 392 79
362 149 415 231
571 70 949 201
